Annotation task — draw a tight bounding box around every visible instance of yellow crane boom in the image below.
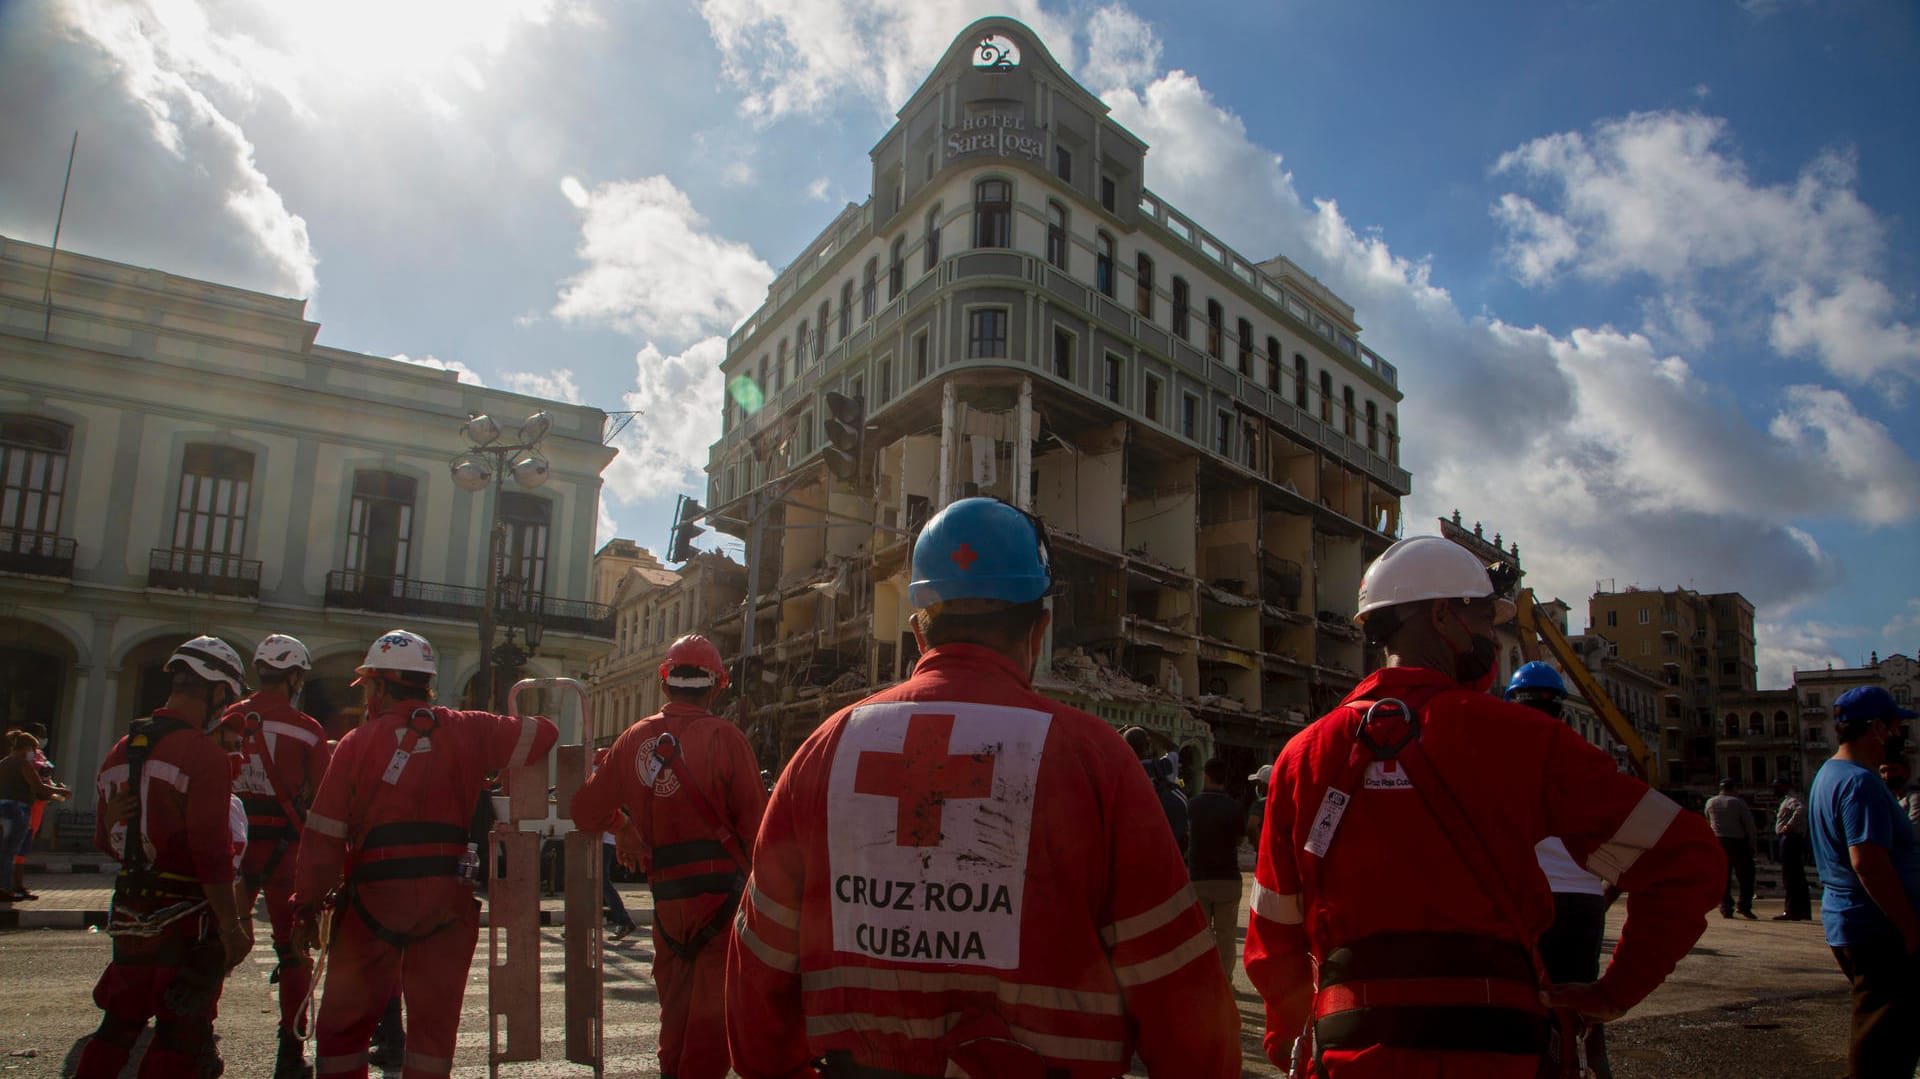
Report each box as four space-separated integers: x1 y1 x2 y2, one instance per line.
1513 589 1653 779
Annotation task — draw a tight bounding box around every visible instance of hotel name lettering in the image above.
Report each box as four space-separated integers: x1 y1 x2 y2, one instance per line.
946 112 1044 162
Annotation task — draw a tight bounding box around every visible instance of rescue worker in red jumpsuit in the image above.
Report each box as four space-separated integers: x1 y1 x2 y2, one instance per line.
290 629 557 1079
78 636 256 1079
222 633 332 1079
570 633 766 1079
1243 536 1725 1077
728 497 1240 1079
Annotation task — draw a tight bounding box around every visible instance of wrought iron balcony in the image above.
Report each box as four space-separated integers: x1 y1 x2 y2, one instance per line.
0 530 75 579
324 570 613 637
149 548 260 598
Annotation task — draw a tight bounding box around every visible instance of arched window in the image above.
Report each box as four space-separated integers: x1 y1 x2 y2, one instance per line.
816 302 829 356
1135 253 1154 317
0 414 71 542
1095 232 1114 297
924 204 942 269
1748 711 1764 736
1205 300 1223 359
839 281 853 338
1294 355 1308 408
1342 386 1356 437
861 258 877 320
973 179 1011 248
1385 413 1399 464
889 237 905 298
1266 337 1281 390
1171 277 1190 338
1773 710 1791 737
774 340 788 392
796 321 810 369
1237 317 1253 374
1365 400 1379 451
1724 713 1740 738
1319 371 1333 423
1045 201 1068 270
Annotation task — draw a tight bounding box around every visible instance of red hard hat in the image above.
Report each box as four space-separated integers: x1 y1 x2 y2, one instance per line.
659 634 729 692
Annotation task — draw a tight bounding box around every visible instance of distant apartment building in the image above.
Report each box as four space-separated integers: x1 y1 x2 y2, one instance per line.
699 18 1409 785
0 236 616 798
1795 652 1918 786
584 541 745 744
1588 586 1756 797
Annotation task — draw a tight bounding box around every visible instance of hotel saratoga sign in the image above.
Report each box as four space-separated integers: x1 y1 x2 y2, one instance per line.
946 111 1044 162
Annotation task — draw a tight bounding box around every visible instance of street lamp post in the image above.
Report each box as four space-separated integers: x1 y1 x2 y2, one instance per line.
451 411 553 711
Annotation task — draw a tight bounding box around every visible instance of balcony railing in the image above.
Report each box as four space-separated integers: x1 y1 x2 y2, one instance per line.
149 548 261 598
0 530 75 578
324 571 614 637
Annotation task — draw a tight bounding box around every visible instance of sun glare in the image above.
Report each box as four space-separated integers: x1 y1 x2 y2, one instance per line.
260 0 553 89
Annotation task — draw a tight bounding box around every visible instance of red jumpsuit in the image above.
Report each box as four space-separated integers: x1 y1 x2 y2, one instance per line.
570 701 766 1079
223 689 331 1037
727 643 1241 1079
292 702 556 1079
77 709 238 1079
1243 667 1725 1077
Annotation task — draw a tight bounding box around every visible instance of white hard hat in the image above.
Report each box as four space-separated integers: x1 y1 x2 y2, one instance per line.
354 629 438 681
166 636 250 700
1248 764 1273 784
1355 536 1516 625
254 634 312 672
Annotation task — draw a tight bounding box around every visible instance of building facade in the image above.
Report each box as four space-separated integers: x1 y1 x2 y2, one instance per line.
584 541 745 744
0 236 615 799
700 19 1409 787
1794 653 1919 787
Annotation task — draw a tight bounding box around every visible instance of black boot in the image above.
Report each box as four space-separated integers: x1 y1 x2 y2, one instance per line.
368 997 405 1069
274 1029 313 1079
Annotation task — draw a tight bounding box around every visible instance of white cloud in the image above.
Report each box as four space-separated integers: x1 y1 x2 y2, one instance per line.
391 352 485 385
1081 5 1161 92
595 493 619 548
1492 111 1916 381
551 175 774 344
603 337 728 501
806 177 832 202
694 0 1076 120
503 367 585 404
1885 600 1920 642
1756 620 1849 690
721 161 756 187
1098 66 1917 623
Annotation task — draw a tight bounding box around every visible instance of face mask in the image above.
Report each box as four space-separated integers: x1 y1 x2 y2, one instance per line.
1449 608 1500 693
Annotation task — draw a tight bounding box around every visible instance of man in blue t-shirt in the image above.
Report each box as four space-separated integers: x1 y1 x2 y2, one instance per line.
1809 685 1920 1078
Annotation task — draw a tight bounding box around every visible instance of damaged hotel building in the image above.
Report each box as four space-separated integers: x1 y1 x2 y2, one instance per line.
700 19 1408 784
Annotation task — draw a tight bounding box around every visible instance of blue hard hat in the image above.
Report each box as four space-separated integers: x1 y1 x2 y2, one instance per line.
1506 661 1567 700
1834 686 1920 724
908 497 1051 608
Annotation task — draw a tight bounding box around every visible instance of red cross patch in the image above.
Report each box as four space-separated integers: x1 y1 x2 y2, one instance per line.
950 543 978 570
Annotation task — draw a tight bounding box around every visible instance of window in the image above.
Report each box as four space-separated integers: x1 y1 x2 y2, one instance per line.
889 237 905 298
1214 410 1232 456
1237 318 1253 374
1777 755 1794 779
816 302 829 356
973 179 1011 248
1135 253 1154 317
1243 420 1260 470
1095 232 1114 297
799 409 814 455
1052 328 1073 380
1726 757 1742 783
1318 371 1332 423
862 258 877 320
1752 756 1767 784
1640 640 1650 656
757 355 768 396
924 204 942 269
796 322 811 370
345 471 416 579
0 415 70 542
1145 375 1162 422
1342 386 1356 437
913 332 929 380
839 282 853 338
1748 712 1764 736
1266 338 1281 390
173 444 253 562
1205 300 1223 359
1104 353 1123 403
1171 277 1190 338
878 357 893 403
774 341 788 392
1806 692 1821 708
1054 145 1072 182
1638 608 1650 625
498 492 551 593
1100 175 1117 212
1387 413 1400 465
1293 354 1308 408
1045 201 1068 270
967 308 1008 358
1724 714 1740 738
1180 394 1198 439
1365 401 1379 451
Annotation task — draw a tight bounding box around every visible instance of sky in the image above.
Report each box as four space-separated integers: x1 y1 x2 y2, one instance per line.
1 0 1915 689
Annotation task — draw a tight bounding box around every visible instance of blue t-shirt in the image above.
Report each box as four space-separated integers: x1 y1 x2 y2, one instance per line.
1809 756 1920 946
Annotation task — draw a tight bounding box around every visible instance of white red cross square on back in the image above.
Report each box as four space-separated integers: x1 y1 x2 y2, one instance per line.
853 712 995 847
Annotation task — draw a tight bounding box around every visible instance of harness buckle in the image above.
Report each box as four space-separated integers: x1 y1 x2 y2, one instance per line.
1356 698 1419 759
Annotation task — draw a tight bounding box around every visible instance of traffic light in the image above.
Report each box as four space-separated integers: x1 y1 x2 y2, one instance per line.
668 495 706 563
823 391 866 482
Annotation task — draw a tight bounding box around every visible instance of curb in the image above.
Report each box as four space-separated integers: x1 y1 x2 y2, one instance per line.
22 859 112 875
0 908 635 932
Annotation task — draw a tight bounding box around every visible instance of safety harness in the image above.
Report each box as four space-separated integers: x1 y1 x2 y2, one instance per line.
342 708 465 949
107 714 210 941
1295 689 1582 1078
238 709 309 892
644 730 749 960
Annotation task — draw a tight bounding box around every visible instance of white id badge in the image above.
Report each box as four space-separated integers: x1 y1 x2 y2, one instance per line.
641 753 665 789
382 749 411 785
1302 787 1350 858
